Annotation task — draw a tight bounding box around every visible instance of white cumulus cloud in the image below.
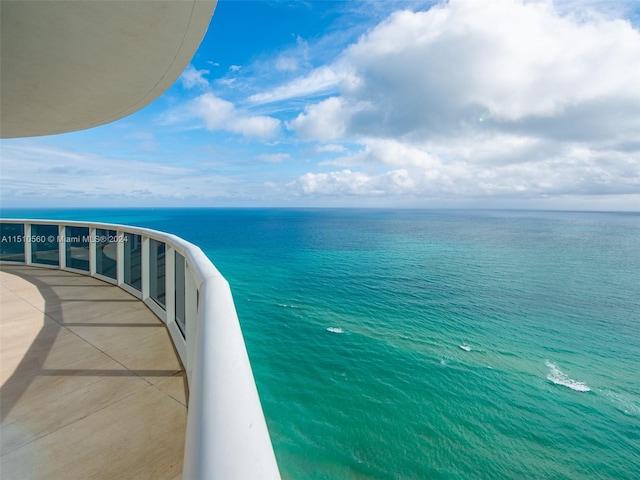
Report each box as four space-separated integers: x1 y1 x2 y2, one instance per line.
339 0 640 138
179 65 210 90
288 97 350 141
187 92 281 139
282 0 640 206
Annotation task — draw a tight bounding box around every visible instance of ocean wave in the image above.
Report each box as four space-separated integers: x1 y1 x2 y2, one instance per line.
545 361 591 392
602 389 640 417
326 327 344 334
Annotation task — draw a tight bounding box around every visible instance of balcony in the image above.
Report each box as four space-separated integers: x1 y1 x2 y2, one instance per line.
0 219 280 479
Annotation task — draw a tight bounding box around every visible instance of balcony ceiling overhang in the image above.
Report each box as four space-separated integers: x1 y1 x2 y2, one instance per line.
0 0 216 139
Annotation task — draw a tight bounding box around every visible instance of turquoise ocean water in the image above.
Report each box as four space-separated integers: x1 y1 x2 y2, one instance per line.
2 208 639 479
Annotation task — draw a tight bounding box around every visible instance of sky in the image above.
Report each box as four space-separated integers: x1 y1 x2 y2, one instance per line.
1 0 640 211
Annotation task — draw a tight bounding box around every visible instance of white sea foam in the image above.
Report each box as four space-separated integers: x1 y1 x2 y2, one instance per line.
326 327 344 334
459 344 471 352
277 303 299 309
545 361 591 392
602 389 640 416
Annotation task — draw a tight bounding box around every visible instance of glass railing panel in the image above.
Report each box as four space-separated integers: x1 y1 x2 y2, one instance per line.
175 251 186 336
0 223 25 262
95 228 117 279
31 224 59 266
65 226 90 271
123 232 142 291
149 238 166 308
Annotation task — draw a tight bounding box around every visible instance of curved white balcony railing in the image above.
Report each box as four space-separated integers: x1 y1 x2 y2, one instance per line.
0 218 281 480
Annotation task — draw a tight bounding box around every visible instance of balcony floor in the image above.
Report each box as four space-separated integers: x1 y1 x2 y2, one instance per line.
0 265 187 480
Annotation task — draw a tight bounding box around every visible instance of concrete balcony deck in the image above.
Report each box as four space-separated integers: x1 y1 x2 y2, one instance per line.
0 265 187 479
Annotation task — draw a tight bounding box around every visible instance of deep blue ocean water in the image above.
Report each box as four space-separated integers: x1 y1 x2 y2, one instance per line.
2 208 639 479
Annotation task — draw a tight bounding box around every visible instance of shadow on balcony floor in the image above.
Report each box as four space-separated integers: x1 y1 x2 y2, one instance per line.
0 265 187 480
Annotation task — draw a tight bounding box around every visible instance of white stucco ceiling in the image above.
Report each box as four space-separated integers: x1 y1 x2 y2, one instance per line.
0 0 216 138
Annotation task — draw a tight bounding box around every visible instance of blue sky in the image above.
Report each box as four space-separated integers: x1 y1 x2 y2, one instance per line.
1 0 639 210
